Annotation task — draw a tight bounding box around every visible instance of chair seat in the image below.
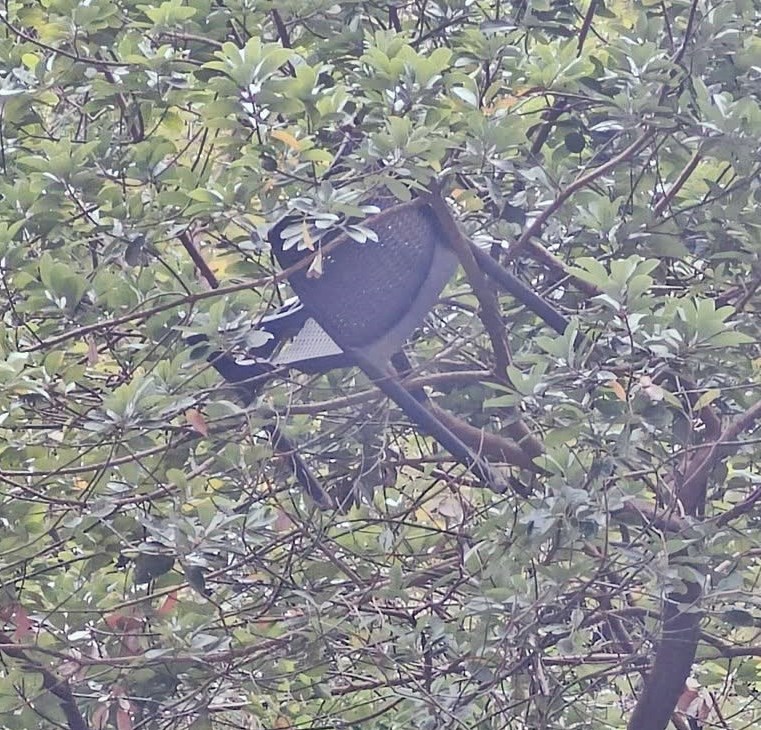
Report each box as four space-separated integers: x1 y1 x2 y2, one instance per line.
271 201 456 352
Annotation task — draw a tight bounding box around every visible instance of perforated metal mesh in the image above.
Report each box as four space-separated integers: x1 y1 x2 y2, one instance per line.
271 201 446 348
272 318 343 365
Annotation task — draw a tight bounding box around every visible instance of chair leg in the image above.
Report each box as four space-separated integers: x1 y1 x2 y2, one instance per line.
390 352 540 471
350 349 508 493
390 351 426 401
186 334 276 398
469 245 569 334
266 424 334 509
190 342 333 509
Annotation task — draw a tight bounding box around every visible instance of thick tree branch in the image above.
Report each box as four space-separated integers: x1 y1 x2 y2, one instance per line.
0 632 90 730
424 189 511 377
628 389 761 729
424 189 544 458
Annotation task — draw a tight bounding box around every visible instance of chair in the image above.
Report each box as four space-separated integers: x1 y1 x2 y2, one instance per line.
192 197 569 499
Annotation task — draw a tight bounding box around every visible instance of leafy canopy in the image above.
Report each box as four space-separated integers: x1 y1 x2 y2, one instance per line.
2 1 761 729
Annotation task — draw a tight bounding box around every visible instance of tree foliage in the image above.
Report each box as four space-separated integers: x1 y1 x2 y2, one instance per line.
2 0 761 729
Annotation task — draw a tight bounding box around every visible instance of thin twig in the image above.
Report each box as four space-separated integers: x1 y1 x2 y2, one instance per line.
510 130 655 260
652 149 702 218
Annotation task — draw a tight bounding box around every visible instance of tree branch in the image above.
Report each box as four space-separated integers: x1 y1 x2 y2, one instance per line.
0 632 90 730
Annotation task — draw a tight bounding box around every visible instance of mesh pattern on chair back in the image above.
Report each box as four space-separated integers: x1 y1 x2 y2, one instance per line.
270 201 445 349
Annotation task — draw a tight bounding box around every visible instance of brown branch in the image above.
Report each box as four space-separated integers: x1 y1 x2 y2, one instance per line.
700 633 761 659
411 12 470 47
513 234 602 299
0 14 126 68
176 223 333 507
153 31 223 49
0 632 90 730
679 375 722 436
672 0 700 65
424 190 544 459
179 229 219 289
651 372 723 513
626 396 761 730
1 442 176 480
271 9 292 48
660 0 675 49
680 398 761 513
611 498 689 533
528 99 568 158
284 370 496 414
716 484 761 527
0 633 285 670
428 402 540 471
626 584 702 730
577 0 599 56
509 130 655 260
270 9 297 77
733 268 761 313
98 52 143 142
652 149 702 218
284 368 544 472
525 101 595 172
424 190 511 377
21 278 259 353
389 6 402 32
626 385 723 727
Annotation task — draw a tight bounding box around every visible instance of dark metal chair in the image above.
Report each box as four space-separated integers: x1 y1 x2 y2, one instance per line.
191 197 569 501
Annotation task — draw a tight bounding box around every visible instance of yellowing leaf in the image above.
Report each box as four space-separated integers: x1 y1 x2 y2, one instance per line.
306 247 323 278
87 337 99 365
160 111 184 136
483 95 519 115
301 220 315 250
21 53 39 70
414 507 446 529
437 495 464 520
271 129 302 150
607 379 627 401
208 252 232 278
694 388 720 411
186 409 208 436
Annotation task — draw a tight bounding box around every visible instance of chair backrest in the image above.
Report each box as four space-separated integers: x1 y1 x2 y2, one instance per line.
269 200 457 353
